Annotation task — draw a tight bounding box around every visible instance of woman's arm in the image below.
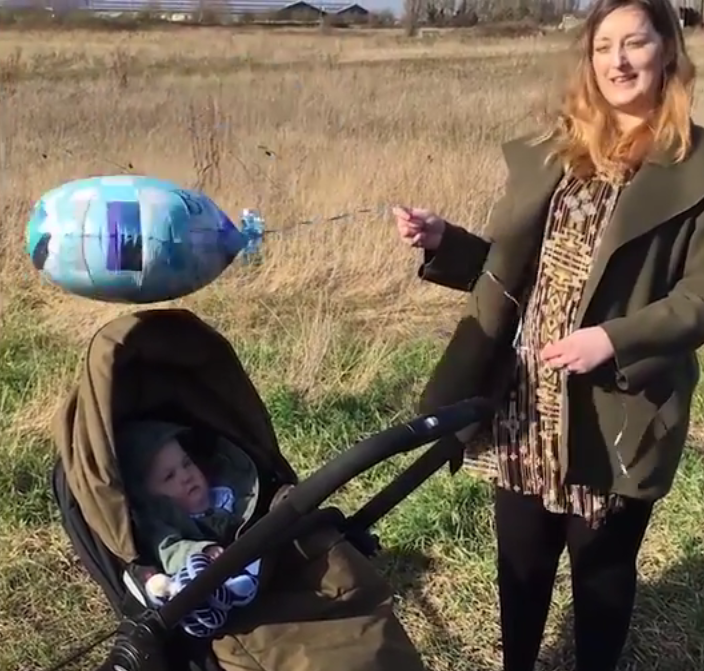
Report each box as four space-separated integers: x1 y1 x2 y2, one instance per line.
417 173 517 292
418 223 491 291
612 355 677 393
601 215 704 374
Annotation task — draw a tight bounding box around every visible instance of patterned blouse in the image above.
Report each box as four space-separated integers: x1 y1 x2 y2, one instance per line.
489 173 625 525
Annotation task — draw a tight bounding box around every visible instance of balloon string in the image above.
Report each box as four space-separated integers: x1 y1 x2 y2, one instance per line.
34 103 539 241
36 146 391 239
28 103 541 241
265 204 390 236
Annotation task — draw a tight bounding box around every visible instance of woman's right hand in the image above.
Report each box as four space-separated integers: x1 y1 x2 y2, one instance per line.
393 206 447 251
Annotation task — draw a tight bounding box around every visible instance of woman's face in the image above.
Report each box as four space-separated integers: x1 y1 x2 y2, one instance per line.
591 4 665 127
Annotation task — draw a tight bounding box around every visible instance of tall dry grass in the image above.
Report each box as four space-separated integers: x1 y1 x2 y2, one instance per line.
3 23 704 418
0 27 569 341
2 26 704 671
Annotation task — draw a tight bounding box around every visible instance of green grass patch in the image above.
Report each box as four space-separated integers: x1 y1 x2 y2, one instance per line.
0 323 78 424
0 322 80 529
0 317 703 671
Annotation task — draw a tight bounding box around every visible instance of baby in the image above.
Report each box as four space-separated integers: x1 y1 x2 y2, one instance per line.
142 434 228 560
116 420 255 576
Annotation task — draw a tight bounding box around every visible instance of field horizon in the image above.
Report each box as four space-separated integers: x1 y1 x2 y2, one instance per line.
1 24 703 671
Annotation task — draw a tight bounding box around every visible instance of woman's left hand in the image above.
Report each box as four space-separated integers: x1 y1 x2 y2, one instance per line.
540 326 615 374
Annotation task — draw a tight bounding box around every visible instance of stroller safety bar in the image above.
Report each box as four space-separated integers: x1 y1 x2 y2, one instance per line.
100 395 494 671
157 395 493 627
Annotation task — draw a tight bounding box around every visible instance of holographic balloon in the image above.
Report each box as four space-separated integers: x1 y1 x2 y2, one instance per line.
26 176 264 304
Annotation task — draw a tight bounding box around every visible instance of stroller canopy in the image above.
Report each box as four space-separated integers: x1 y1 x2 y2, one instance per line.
51 308 435 671
53 308 296 564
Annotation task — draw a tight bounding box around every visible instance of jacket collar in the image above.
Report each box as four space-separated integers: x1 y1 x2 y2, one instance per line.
500 123 704 324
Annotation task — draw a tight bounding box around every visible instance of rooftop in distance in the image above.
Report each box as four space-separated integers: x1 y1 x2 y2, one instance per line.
0 0 374 15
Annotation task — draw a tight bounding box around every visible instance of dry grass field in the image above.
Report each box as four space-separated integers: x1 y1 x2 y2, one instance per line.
1 24 703 671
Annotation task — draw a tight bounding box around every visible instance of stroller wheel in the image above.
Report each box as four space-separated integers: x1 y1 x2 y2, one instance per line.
105 611 170 671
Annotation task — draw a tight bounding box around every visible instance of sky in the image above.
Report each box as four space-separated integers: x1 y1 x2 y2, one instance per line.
362 0 402 13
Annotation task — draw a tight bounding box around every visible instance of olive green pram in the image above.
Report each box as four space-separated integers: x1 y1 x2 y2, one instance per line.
51 308 490 671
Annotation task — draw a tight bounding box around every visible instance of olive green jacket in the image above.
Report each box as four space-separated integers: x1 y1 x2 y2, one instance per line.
419 124 704 501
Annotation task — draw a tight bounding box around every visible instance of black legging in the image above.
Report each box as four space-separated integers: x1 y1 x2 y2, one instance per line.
494 486 654 671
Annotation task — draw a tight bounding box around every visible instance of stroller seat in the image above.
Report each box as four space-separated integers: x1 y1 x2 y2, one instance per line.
51 308 428 671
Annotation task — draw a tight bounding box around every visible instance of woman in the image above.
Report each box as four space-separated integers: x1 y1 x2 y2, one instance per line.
394 1 704 669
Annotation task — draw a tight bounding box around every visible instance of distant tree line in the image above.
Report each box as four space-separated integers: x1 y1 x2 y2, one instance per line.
403 0 701 33
404 0 592 33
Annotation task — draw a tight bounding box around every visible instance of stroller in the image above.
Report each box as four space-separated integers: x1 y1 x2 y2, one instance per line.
50 308 492 671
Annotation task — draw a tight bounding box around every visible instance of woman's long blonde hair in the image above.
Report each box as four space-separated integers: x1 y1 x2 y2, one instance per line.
541 0 696 183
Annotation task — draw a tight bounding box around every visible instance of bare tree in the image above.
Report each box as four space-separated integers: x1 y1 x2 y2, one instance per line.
454 0 479 25
403 0 424 35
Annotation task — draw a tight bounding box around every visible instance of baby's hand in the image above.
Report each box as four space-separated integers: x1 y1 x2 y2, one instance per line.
204 545 224 560
145 573 173 600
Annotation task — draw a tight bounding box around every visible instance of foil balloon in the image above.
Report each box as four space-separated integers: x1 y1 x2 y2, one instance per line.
25 176 264 304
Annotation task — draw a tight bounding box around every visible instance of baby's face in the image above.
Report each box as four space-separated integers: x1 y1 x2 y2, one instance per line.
145 439 210 514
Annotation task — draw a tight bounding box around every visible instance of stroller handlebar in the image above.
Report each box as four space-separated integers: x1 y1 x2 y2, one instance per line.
155 396 493 629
